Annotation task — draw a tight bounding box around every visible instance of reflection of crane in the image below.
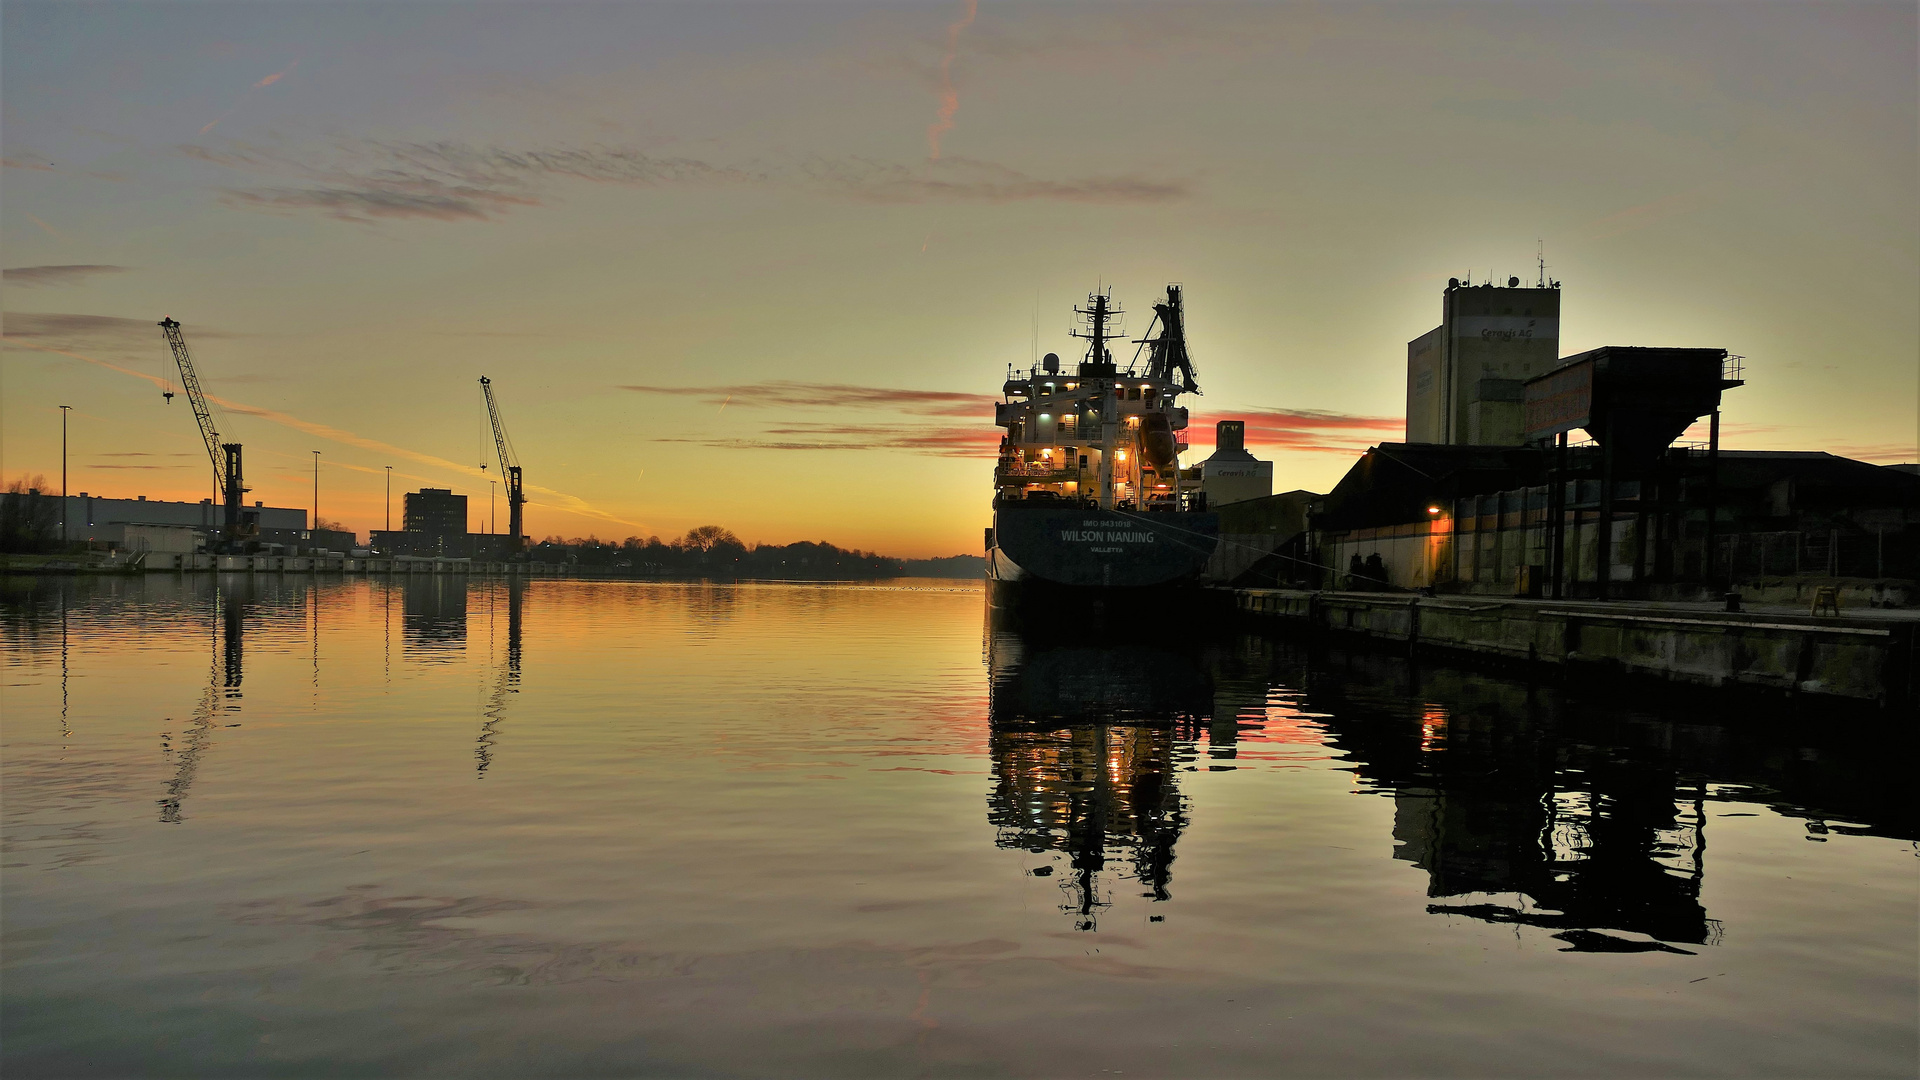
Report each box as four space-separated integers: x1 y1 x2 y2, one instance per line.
478 376 526 554
159 318 256 550
476 578 524 778
159 585 244 823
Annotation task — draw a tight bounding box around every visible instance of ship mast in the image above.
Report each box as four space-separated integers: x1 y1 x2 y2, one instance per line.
1070 290 1120 374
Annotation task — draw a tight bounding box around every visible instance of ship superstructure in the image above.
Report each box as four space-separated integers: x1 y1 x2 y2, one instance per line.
993 286 1206 512
987 286 1221 594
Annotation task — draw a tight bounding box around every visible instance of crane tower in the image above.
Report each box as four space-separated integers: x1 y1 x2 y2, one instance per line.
159 318 256 551
479 376 526 554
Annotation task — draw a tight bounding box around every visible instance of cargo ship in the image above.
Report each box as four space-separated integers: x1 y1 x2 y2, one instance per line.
987 286 1220 601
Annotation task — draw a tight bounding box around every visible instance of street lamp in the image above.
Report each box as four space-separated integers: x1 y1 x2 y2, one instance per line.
385 466 393 532
311 451 321 534
59 405 71 546
490 479 497 535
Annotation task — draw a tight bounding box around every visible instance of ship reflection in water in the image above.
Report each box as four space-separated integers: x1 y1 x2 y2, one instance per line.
984 604 1907 950
985 624 1201 928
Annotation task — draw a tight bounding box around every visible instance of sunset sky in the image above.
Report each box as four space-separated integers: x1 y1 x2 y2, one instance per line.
4 1 1914 557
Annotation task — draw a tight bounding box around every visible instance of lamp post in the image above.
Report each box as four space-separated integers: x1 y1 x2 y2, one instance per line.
490 480 497 535
59 405 71 546
385 466 392 532
311 451 320 534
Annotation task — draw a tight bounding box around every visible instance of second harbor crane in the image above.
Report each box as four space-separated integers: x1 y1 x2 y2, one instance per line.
479 376 526 554
160 317 256 551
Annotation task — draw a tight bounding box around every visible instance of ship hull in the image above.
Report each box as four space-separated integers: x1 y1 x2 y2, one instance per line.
987 505 1218 600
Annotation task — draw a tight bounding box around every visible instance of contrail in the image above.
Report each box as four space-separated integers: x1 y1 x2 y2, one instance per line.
2 335 646 530
926 0 978 160
200 60 298 136
26 213 64 240
252 62 296 89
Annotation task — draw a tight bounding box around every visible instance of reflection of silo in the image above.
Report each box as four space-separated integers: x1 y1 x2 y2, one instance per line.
1316 671 1715 949
403 577 467 659
1406 280 1562 445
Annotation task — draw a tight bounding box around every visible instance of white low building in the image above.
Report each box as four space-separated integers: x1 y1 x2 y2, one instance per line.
96 522 204 554
1198 421 1273 507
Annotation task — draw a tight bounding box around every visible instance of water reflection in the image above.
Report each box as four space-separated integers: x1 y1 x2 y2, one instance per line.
159 578 249 823
1373 710 1715 952
984 605 1911 947
476 579 524 778
404 577 467 660
985 612 1208 929
1296 650 1917 950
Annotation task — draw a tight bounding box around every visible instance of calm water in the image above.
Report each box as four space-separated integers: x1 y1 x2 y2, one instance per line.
2 575 1914 1077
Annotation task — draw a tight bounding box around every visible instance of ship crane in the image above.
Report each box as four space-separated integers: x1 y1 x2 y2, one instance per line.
159 318 255 551
478 376 526 554
1132 285 1200 395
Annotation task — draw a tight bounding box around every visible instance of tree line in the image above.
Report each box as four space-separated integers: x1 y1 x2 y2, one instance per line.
530 526 907 579
0 478 62 554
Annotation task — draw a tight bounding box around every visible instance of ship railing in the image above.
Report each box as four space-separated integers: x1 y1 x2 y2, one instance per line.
995 465 1079 480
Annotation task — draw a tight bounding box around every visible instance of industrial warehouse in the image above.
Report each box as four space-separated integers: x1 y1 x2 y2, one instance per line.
1192 276 1918 611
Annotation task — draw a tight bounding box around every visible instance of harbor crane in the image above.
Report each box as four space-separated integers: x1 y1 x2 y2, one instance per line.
159 318 256 550
479 376 526 554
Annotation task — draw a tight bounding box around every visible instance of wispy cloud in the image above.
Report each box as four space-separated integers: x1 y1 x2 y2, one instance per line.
199 60 298 136
1213 406 1404 454
1 310 235 347
221 185 535 222
927 0 979 160
4 265 131 288
657 422 999 458
636 384 1391 458
622 380 995 418
814 156 1189 205
1 157 125 182
634 379 1001 457
24 214 64 240
1583 190 1708 241
188 139 1190 223
252 63 297 90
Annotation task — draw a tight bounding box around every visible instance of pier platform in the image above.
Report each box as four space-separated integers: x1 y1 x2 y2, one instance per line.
1231 588 1917 707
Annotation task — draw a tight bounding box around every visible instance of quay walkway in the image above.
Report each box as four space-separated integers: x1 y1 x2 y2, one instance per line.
1232 588 1918 707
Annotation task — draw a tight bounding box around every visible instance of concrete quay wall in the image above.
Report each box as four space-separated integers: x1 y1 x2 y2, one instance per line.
127 553 564 575
1233 589 1915 706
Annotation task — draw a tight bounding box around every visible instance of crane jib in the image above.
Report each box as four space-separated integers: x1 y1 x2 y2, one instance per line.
479 376 527 552
160 317 252 550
